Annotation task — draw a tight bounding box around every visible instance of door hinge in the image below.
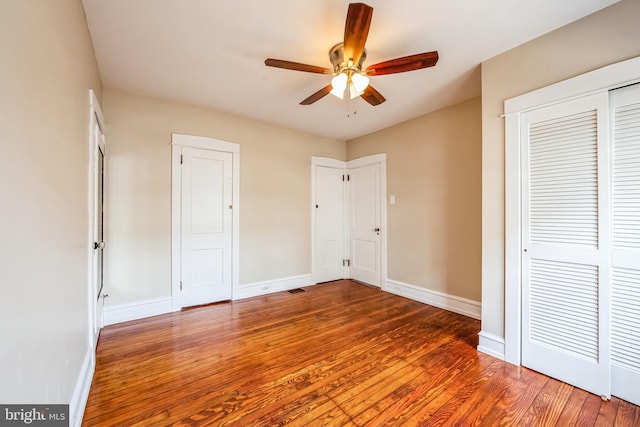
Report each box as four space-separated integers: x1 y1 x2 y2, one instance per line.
180 154 183 164
343 259 350 267
180 281 183 291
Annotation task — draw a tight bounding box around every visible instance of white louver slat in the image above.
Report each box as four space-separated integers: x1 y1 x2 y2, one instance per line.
528 110 599 247
611 267 640 371
613 102 640 250
529 259 599 361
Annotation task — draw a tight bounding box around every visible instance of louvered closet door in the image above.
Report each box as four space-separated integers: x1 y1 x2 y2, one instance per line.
610 83 640 406
521 92 611 398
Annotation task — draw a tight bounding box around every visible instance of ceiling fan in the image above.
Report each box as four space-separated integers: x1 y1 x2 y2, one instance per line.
265 2 439 106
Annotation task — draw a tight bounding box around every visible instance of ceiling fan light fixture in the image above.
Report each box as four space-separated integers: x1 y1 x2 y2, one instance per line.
264 3 438 106
330 73 348 99
331 70 369 100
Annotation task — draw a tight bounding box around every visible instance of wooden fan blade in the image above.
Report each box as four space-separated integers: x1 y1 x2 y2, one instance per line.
265 58 332 74
343 3 373 66
300 85 333 105
360 85 386 106
366 51 439 76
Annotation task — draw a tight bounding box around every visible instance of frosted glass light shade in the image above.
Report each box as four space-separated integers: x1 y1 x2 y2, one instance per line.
351 73 369 94
330 73 348 99
330 71 369 100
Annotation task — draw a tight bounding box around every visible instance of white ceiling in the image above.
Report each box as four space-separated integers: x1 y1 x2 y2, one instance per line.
82 0 619 141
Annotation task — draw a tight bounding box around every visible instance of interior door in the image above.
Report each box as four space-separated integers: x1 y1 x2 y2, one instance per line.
610 83 640 406
181 147 233 307
314 164 346 283
521 93 610 398
91 113 105 346
348 162 381 286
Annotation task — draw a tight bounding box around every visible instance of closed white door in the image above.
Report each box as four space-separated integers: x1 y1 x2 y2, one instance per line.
348 162 381 286
314 165 346 283
610 83 640 406
181 147 233 307
521 93 611 398
91 113 106 345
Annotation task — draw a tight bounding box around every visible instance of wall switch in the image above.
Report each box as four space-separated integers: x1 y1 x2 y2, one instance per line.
390 195 396 205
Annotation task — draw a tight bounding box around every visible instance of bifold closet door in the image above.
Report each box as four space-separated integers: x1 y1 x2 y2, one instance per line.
610 83 640 406
520 92 611 399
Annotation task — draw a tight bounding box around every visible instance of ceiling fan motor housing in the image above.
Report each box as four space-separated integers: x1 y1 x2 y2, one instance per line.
329 43 367 73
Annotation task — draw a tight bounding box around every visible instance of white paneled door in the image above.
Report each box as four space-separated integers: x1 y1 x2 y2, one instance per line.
181 147 233 307
90 97 106 347
314 164 346 283
610 83 640 406
349 162 381 286
521 93 611 399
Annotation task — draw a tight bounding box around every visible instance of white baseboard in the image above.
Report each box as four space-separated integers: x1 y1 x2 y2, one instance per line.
384 279 481 320
103 296 173 326
69 348 95 427
237 274 314 299
477 331 506 360
104 275 316 325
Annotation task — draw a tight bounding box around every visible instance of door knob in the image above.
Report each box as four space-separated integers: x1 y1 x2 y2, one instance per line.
94 241 105 250
374 227 380 232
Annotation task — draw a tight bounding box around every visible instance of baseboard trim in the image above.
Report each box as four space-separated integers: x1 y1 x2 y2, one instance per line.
384 279 481 320
477 331 506 361
69 349 95 427
238 274 314 299
103 297 173 326
104 275 317 325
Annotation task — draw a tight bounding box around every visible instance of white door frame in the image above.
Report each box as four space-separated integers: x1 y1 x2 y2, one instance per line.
504 56 640 365
171 134 240 310
310 154 387 287
87 89 105 349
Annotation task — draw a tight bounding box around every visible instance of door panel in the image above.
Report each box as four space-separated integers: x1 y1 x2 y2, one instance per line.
349 163 381 286
610 83 640 405
521 93 610 398
90 109 105 347
314 165 346 283
181 147 233 307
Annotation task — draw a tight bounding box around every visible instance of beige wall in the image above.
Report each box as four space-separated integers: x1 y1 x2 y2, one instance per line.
481 0 640 338
103 89 345 305
0 0 102 405
347 98 482 302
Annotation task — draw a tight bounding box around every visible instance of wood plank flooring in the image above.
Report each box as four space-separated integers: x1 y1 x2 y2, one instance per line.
83 280 640 426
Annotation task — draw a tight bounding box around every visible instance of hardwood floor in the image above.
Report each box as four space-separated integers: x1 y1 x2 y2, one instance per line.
83 280 640 426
